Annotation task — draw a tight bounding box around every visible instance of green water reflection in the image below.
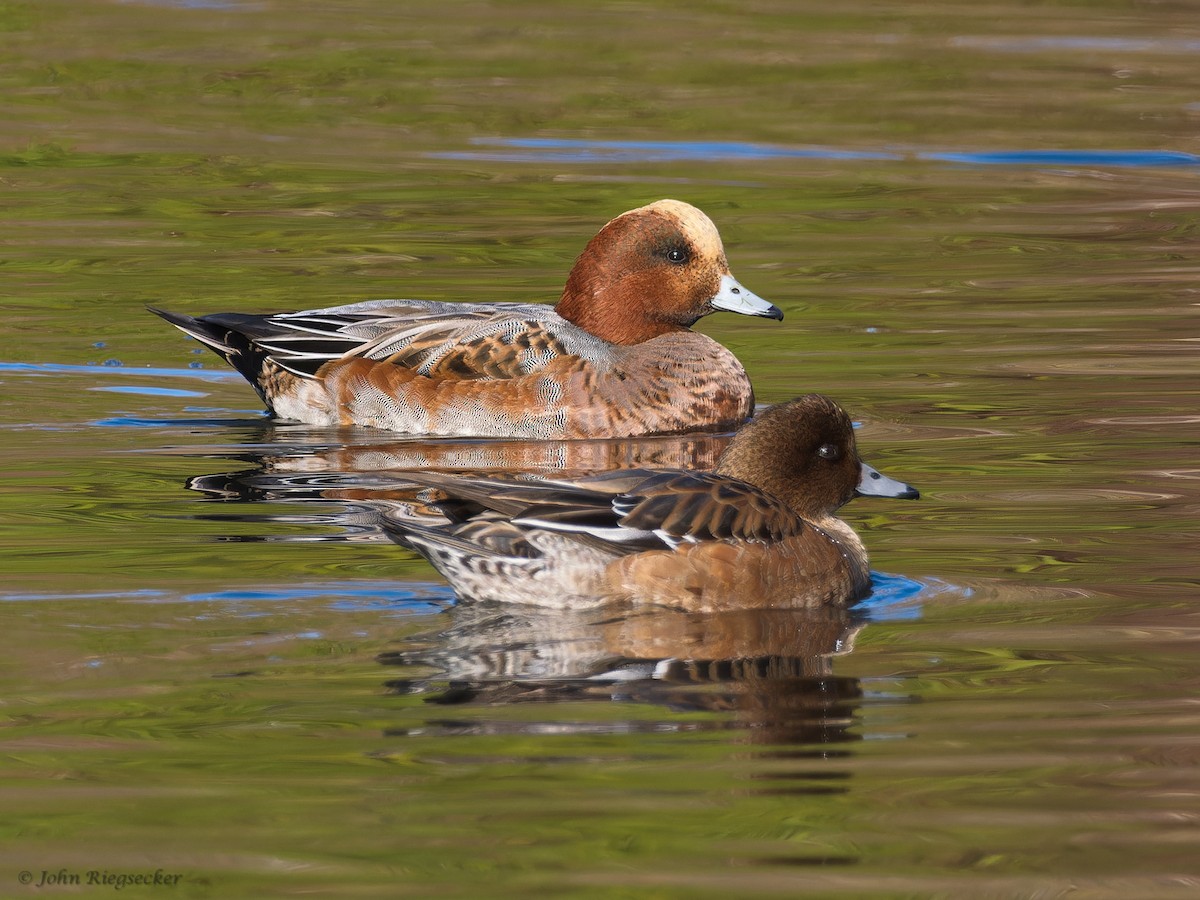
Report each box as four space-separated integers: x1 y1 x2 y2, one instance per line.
3 0 1199 897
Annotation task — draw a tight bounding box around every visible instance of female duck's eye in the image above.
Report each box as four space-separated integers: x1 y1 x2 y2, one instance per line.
817 443 841 461
666 247 689 264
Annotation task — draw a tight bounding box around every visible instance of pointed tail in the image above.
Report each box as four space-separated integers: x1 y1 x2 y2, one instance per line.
148 306 275 399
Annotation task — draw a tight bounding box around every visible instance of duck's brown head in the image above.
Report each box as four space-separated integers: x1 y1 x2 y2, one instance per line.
715 393 919 518
556 199 782 345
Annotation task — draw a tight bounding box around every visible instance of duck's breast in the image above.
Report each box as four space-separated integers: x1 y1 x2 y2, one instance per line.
560 331 755 438
605 529 866 611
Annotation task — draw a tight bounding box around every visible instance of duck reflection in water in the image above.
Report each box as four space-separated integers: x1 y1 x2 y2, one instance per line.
379 603 867 749
182 427 729 506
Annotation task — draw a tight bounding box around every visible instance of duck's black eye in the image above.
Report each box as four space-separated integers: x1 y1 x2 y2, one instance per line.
665 247 690 264
817 443 841 461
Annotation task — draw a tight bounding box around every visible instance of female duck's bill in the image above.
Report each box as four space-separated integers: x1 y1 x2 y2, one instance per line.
857 462 919 500
151 199 782 440
382 393 919 612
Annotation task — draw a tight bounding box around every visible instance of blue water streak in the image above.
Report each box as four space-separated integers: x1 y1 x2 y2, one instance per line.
857 572 971 621
432 137 1200 169
1 361 241 382
0 581 456 614
91 385 208 398
923 149 1200 167
434 137 901 164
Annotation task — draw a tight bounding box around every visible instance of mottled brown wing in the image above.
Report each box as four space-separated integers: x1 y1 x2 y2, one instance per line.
348 307 585 381
249 301 588 381
398 471 631 522
396 469 802 549
609 472 804 544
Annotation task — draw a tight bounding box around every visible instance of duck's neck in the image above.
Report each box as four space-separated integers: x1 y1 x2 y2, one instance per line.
557 279 687 346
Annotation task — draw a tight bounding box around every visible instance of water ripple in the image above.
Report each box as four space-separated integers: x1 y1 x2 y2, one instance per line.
950 35 1200 54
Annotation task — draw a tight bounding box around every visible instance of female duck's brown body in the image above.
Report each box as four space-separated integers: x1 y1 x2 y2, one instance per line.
385 395 920 611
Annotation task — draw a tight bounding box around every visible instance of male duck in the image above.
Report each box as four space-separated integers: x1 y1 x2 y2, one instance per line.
384 394 919 611
152 200 781 438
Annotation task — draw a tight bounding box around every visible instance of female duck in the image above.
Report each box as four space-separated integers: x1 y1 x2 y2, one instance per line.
152 200 781 438
385 394 919 611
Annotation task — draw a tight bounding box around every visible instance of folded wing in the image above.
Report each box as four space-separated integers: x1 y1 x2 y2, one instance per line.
240 300 603 380
402 468 803 554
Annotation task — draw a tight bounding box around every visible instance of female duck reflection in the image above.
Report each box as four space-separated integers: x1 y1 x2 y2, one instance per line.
380 603 868 748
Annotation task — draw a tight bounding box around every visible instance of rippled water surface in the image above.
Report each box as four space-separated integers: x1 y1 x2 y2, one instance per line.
3 1 1199 897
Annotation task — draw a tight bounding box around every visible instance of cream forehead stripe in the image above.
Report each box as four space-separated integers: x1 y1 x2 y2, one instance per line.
613 200 727 261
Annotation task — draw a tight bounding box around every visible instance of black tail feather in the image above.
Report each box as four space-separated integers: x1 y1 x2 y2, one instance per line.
148 306 276 394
